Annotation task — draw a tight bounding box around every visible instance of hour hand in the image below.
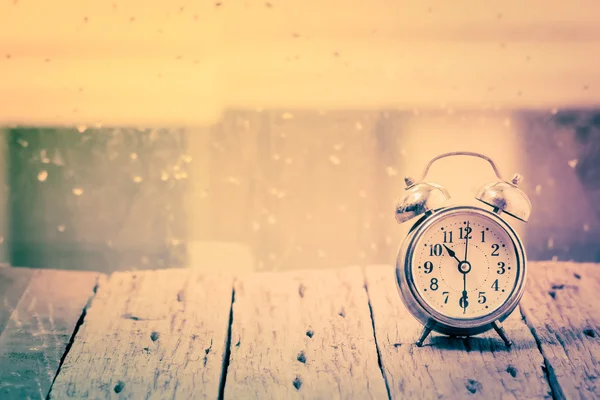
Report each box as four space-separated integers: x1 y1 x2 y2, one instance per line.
443 244 461 263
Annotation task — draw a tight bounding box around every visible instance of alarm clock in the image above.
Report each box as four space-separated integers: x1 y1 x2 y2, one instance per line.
394 151 532 347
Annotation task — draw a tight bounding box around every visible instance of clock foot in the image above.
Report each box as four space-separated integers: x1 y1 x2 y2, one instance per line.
416 326 433 347
492 321 512 348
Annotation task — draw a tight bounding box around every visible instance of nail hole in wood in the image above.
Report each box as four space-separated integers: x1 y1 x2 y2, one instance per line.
293 376 302 390
298 284 305 298
393 343 402 348
306 330 314 338
235 339 241 347
466 379 481 394
506 365 518 378
151 331 160 342
574 273 581 280
297 351 306 363
121 313 142 321
177 290 185 302
338 308 346 318
114 381 125 393
584 329 596 338
548 291 556 299
551 284 565 290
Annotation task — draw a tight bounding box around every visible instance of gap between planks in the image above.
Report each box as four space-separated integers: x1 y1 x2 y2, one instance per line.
46 275 104 400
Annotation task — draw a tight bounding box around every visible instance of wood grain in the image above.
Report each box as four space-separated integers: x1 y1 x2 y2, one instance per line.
0 267 34 336
0 269 102 400
49 269 234 400
521 262 600 399
224 266 388 400
364 264 552 400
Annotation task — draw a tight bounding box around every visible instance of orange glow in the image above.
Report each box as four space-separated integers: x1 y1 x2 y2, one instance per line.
1 1 600 126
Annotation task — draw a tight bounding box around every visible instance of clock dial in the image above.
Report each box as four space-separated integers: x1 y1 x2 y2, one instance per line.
410 211 520 319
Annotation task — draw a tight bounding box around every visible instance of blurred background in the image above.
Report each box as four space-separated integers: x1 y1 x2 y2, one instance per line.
0 1 599 273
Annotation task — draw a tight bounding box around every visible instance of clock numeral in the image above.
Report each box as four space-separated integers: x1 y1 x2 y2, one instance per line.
481 230 486 243
423 261 434 274
491 279 499 291
429 244 443 256
442 291 449 304
459 227 472 240
443 231 453 243
459 296 469 309
497 262 506 275
478 292 487 304
430 278 439 291
491 243 500 256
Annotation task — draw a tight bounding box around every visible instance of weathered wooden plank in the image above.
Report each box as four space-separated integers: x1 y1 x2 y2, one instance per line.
225 266 388 400
49 269 233 400
0 267 34 336
520 261 600 399
364 264 551 400
0 269 102 400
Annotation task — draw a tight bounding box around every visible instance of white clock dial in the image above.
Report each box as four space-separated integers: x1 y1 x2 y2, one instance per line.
410 212 520 319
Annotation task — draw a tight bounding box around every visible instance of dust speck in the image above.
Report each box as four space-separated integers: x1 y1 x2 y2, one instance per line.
37 170 48 182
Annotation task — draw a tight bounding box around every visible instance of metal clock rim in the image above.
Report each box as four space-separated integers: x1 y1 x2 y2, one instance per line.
396 206 527 334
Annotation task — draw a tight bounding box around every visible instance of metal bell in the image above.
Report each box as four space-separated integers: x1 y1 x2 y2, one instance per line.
395 180 451 224
476 174 532 222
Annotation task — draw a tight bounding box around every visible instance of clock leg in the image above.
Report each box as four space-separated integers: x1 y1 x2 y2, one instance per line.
416 326 433 347
492 320 512 348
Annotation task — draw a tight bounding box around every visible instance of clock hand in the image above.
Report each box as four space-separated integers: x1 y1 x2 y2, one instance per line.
462 273 468 314
464 221 470 262
461 223 471 314
443 244 461 264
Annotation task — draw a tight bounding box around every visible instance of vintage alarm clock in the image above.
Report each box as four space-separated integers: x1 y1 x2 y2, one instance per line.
394 151 532 347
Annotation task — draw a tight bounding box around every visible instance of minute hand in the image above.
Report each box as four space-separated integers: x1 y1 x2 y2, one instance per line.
464 221 470 261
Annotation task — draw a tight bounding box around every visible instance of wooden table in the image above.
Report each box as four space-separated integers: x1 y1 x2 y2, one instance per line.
0 262 597 399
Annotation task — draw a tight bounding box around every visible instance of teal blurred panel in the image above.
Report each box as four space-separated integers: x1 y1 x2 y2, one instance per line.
0 131 7 264
6 128 188 271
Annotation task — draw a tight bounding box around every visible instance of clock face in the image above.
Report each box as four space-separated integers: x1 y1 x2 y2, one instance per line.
410 211 520 320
